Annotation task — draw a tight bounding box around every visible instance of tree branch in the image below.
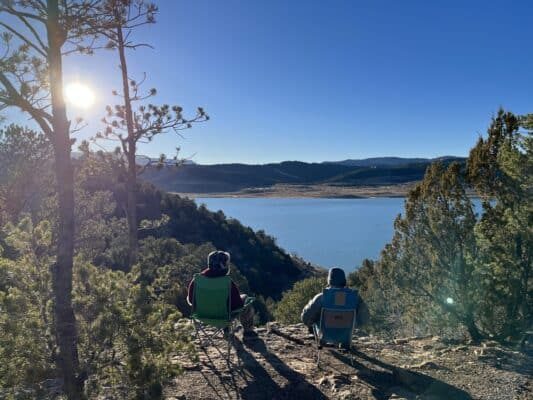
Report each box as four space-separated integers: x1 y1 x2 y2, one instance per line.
0 21 47 57
14 12 48 52
0 72 52 136
0 6 46 23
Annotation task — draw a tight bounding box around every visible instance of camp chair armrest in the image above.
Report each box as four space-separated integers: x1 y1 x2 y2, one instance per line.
230 297 255 316
243 296 255 307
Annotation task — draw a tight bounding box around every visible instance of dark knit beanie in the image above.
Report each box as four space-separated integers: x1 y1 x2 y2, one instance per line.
328 267 346 288
207 250 230 274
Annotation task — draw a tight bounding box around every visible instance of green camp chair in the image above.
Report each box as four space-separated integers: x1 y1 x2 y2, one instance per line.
190 274 254 364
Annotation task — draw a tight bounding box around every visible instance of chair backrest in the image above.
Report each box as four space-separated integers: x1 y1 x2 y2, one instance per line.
192 274 232 321
319 287 358 345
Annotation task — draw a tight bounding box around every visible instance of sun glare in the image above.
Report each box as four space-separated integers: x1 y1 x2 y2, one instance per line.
65 82 95 109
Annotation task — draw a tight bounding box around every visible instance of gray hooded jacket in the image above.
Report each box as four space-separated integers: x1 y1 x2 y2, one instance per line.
301 268 369 328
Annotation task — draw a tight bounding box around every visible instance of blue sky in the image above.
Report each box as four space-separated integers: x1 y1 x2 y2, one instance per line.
38 1 533 163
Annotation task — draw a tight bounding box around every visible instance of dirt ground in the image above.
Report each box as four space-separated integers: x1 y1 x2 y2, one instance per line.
167 323 532 400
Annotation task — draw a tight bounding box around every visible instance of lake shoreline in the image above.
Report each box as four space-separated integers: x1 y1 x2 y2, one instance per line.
174 183 416 199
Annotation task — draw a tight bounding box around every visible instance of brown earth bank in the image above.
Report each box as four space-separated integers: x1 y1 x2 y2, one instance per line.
174 183 417 199
168 323 532 400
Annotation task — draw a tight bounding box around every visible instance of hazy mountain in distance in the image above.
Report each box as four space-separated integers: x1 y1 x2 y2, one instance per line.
141 156 466 194
324 156 463 167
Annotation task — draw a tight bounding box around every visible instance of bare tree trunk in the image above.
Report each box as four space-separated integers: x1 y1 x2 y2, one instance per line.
116 23 139 267
47 1 82 398
126 140 138 267
465 316 482 343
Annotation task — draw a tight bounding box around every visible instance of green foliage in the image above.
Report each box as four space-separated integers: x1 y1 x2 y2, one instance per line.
274 277 326 324
355 109 532 341
0 125 52 225
467 109 532 339
0 218 196 399
0 217 55 398
347 259 398 334
70 149 309 304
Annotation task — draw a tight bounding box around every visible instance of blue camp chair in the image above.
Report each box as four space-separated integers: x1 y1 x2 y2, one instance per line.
312 287 357 367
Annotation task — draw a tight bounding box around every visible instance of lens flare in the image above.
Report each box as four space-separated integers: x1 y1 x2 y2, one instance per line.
65 82 95 109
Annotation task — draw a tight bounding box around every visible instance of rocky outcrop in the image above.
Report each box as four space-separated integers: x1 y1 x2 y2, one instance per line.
169 323 532 400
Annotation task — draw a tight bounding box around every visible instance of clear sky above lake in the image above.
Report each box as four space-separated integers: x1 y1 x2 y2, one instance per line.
20 0 533 164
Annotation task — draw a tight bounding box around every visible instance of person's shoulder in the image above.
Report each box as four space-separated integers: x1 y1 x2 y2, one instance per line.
311 291 323 303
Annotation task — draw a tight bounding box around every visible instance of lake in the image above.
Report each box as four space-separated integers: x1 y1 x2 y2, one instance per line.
195 197 407 271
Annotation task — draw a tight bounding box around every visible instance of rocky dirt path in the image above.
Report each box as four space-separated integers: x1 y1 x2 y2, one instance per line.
167 324 532 400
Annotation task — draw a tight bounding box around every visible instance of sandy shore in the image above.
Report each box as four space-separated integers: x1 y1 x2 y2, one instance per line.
174 183 417 199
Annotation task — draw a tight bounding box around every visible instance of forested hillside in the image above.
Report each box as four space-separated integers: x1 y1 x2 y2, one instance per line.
141 157 465 194
0 125 319 398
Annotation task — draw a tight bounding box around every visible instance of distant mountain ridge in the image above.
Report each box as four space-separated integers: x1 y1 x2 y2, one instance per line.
324 156 462 167
141 156 466 194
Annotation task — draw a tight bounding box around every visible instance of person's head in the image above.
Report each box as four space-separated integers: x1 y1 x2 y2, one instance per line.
327 267 346 288
207 250 231 274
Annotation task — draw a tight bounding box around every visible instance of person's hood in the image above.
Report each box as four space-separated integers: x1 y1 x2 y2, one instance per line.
207 250 231 275
328 267 346 288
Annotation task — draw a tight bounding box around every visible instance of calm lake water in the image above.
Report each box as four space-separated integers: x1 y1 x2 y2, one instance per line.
195 197 407 271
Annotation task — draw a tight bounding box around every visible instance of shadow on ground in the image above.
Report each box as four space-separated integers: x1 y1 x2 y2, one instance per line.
235 338 327 399
330 349 471 400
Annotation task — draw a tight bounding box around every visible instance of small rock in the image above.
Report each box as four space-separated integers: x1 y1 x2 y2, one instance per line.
394 338 410 344
337 389 357 399
318 375 333 387
181 363 201 371
452 345 468 352
412 361 440 370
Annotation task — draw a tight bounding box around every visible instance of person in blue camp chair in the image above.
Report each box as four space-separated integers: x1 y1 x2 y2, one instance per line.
187 250 256 338
301 267 369 333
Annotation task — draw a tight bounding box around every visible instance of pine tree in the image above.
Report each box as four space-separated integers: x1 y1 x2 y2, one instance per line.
0 1 100 397
387 162 482 340
467 109 532 339
92 0 208 267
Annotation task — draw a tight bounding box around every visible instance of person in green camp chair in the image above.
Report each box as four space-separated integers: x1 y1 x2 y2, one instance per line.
187 250 256 338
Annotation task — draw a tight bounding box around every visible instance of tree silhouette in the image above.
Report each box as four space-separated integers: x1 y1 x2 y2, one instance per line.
0 1 100 397
91 0 208 266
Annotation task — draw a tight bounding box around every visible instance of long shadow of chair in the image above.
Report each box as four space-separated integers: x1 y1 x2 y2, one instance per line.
236 338 327 399
330 349 472 400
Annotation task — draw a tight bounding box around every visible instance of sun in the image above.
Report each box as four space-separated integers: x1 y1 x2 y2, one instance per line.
64 82 95 109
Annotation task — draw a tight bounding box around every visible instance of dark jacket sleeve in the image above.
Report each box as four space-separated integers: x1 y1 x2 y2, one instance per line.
186 280 195 306
230 282 244 310
301 293 323 327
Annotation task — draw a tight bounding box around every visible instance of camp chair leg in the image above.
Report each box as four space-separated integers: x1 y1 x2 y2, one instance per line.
341 343 354 366
192 319 227 353
225 326 232 365
312 324 322 368
192 320 204 349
